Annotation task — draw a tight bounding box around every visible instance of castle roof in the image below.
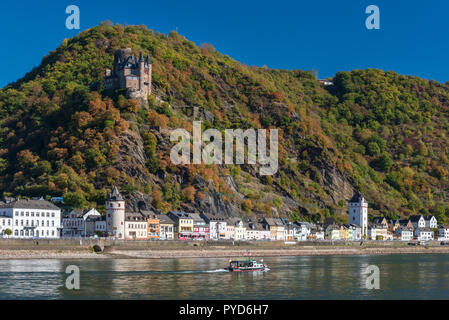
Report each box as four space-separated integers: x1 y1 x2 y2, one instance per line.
107 186 123 201
349 191 367 203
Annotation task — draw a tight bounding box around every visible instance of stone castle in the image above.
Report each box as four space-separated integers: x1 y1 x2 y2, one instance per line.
104 48 152 100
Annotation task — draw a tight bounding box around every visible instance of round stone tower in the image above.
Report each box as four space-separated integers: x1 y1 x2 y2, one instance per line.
106 186 125 239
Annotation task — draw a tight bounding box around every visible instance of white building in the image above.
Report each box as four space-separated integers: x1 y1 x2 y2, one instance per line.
200 213 227 240
0 215 12 237
294 222 311 241
410 215 426 229
414 228 434 241
234 220 247 241
438 226 449 240
94 217 107 234
348 192 368 239
424 215 438 229
106 187 125 239
314 229 325 240
246 221 270 240
124 212 148 240
62 208 102 237
157 214 175 240
0 198 61 239
368 224 388 240
225 224 235 240
326 225 341 240
394 227 413 241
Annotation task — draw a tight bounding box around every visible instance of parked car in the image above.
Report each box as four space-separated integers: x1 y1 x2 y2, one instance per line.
408 241 419 246
441 241 449 246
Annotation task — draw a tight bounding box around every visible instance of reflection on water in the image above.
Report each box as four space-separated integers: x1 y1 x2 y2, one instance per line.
1 254 449 299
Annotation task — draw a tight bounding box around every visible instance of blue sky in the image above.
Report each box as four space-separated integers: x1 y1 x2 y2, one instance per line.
0 0 448 87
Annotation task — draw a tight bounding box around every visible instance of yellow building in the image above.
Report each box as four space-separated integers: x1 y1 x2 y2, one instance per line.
168 211 194 240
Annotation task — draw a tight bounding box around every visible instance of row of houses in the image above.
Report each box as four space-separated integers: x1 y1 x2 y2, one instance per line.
1 187 449 242
325 214 444 242
60 209 326 241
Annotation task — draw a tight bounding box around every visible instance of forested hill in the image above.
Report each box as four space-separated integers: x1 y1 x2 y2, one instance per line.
1 23 449 224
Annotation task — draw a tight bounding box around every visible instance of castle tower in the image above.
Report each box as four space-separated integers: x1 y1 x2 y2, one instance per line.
146 54 152 97
139 52 144 94
106 186 125 239
348 192 368 239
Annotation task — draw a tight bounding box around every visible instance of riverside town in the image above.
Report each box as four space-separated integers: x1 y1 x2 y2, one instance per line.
0 186 445 243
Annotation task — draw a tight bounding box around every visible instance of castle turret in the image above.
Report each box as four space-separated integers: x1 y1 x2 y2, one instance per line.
106 186 125 239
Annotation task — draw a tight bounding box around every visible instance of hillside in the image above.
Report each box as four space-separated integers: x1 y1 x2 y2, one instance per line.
1 23 449 224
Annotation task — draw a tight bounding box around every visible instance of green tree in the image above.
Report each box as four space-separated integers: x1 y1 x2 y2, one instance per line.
367 141 381 156
64 192 86 208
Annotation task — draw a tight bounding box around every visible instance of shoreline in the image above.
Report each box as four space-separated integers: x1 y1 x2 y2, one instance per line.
2 246 449 260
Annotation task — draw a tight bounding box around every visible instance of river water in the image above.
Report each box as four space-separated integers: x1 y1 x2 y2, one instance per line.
1 254 449 299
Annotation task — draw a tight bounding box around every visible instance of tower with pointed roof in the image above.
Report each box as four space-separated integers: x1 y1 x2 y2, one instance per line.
106 186 126 239
348 192 368 239
104 49 152 101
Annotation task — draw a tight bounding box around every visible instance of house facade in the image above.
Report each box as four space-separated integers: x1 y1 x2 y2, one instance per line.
168 211 194 240
424 216 438 229
62 208 102 237
368 224 388 240
394 227 413 241
147 215 160 240
0 199 61 239
157 214 175 240
234 220 247 241
225 224 235 240
124 212 148 240
262 218 286 240
326 225 341 240
191 213 209 240
410 216 426 230
200 213 226 240
414 228 434 241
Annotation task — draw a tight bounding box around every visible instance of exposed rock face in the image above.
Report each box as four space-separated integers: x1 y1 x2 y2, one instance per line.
318 154 355 205
110 101 355 220
114 130 150 185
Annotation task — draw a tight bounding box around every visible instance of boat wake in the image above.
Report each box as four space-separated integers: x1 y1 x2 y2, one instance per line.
204 269 229 273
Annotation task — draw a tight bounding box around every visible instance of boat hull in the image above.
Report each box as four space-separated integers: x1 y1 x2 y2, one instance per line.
227 267 269 272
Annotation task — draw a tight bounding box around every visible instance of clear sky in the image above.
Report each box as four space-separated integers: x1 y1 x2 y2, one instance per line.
0 0 448 87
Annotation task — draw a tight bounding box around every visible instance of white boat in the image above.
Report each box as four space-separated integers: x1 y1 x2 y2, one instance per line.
226 258 269 272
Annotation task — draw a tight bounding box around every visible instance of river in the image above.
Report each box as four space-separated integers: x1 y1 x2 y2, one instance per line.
1 254 449 299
